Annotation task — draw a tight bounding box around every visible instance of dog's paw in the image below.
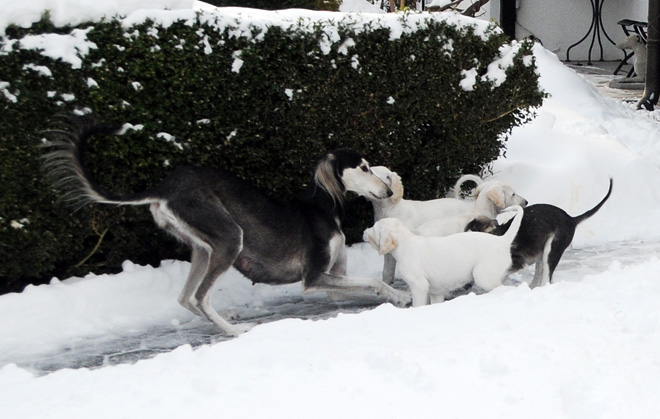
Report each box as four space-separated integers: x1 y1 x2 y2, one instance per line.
219 309 240 320
391 290 412 308
225 321 258 337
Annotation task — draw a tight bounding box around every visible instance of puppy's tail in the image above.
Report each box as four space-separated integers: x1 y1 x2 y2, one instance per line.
42 116 158 208
451 174 483 198
572 178 613 225
501 205 525 244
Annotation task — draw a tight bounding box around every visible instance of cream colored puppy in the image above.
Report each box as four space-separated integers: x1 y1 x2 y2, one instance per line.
364 206 524 307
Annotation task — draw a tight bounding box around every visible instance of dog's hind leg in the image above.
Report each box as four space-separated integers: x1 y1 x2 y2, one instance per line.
547 233 572 284
165 196 255 336
178 246 209 317
192 238 256 337
530 259 546 289
530 234 554 288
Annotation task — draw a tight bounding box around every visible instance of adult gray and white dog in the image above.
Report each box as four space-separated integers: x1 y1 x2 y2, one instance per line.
43 118 410 336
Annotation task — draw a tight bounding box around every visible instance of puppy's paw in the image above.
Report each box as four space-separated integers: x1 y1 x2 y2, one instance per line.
391 290 412 308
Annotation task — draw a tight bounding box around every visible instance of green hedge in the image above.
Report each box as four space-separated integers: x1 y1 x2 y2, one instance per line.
0 9 544 293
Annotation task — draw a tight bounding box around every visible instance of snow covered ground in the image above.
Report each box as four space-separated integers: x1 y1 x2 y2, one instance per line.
3 1 660 418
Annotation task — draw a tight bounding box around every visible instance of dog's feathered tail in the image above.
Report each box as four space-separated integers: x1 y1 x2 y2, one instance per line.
572 178 613 225
42 117 159 208
451 174 483 198
501 205 525 244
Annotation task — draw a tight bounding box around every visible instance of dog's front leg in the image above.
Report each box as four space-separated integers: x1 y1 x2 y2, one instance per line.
429 294 445 304
328 244 347 276
406 276 430 307
382 253 397 284
305 273 411 307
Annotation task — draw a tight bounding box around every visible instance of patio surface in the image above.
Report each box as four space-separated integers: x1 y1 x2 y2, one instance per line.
563 59 645 102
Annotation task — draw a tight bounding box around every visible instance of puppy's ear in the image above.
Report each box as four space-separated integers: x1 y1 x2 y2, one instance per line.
364 228 379 250
487 187 506 209
365 224 398 255
377 231 397 255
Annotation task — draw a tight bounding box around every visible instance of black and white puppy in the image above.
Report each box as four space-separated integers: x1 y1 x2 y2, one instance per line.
466 178 613 288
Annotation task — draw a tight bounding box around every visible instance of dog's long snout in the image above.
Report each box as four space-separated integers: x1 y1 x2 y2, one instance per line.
378 182 393 199
371 185 392 200
374 175 393 199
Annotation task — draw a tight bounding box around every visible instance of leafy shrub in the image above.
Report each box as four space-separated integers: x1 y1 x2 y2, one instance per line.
0 9 544 293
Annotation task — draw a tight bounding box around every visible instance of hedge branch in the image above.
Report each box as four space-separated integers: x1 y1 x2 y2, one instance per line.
75 225 109 268
462 0 490 17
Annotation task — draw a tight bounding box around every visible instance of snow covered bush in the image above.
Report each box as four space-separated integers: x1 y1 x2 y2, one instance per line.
0 9 543 291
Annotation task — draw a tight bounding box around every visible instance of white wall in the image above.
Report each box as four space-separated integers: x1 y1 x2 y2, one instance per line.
488 0 648 61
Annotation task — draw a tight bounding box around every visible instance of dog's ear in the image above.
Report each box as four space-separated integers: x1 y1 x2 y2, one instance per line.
378 233 397 255
375 226 397 255
364 227 379 250
386 171 403 203
487 187 506 209
365 224 398 255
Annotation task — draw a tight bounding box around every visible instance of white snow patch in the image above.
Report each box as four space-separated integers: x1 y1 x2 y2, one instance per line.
17 28 96 69
460 67 478 91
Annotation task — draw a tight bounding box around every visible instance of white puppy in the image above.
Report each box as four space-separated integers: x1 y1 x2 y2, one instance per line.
367 166 526 283
367 167 482 284
364 206 524 307
368 166 479 229
415 180 528 237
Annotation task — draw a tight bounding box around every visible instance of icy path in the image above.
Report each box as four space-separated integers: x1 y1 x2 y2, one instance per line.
11 293 384 374
5 239 659 376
